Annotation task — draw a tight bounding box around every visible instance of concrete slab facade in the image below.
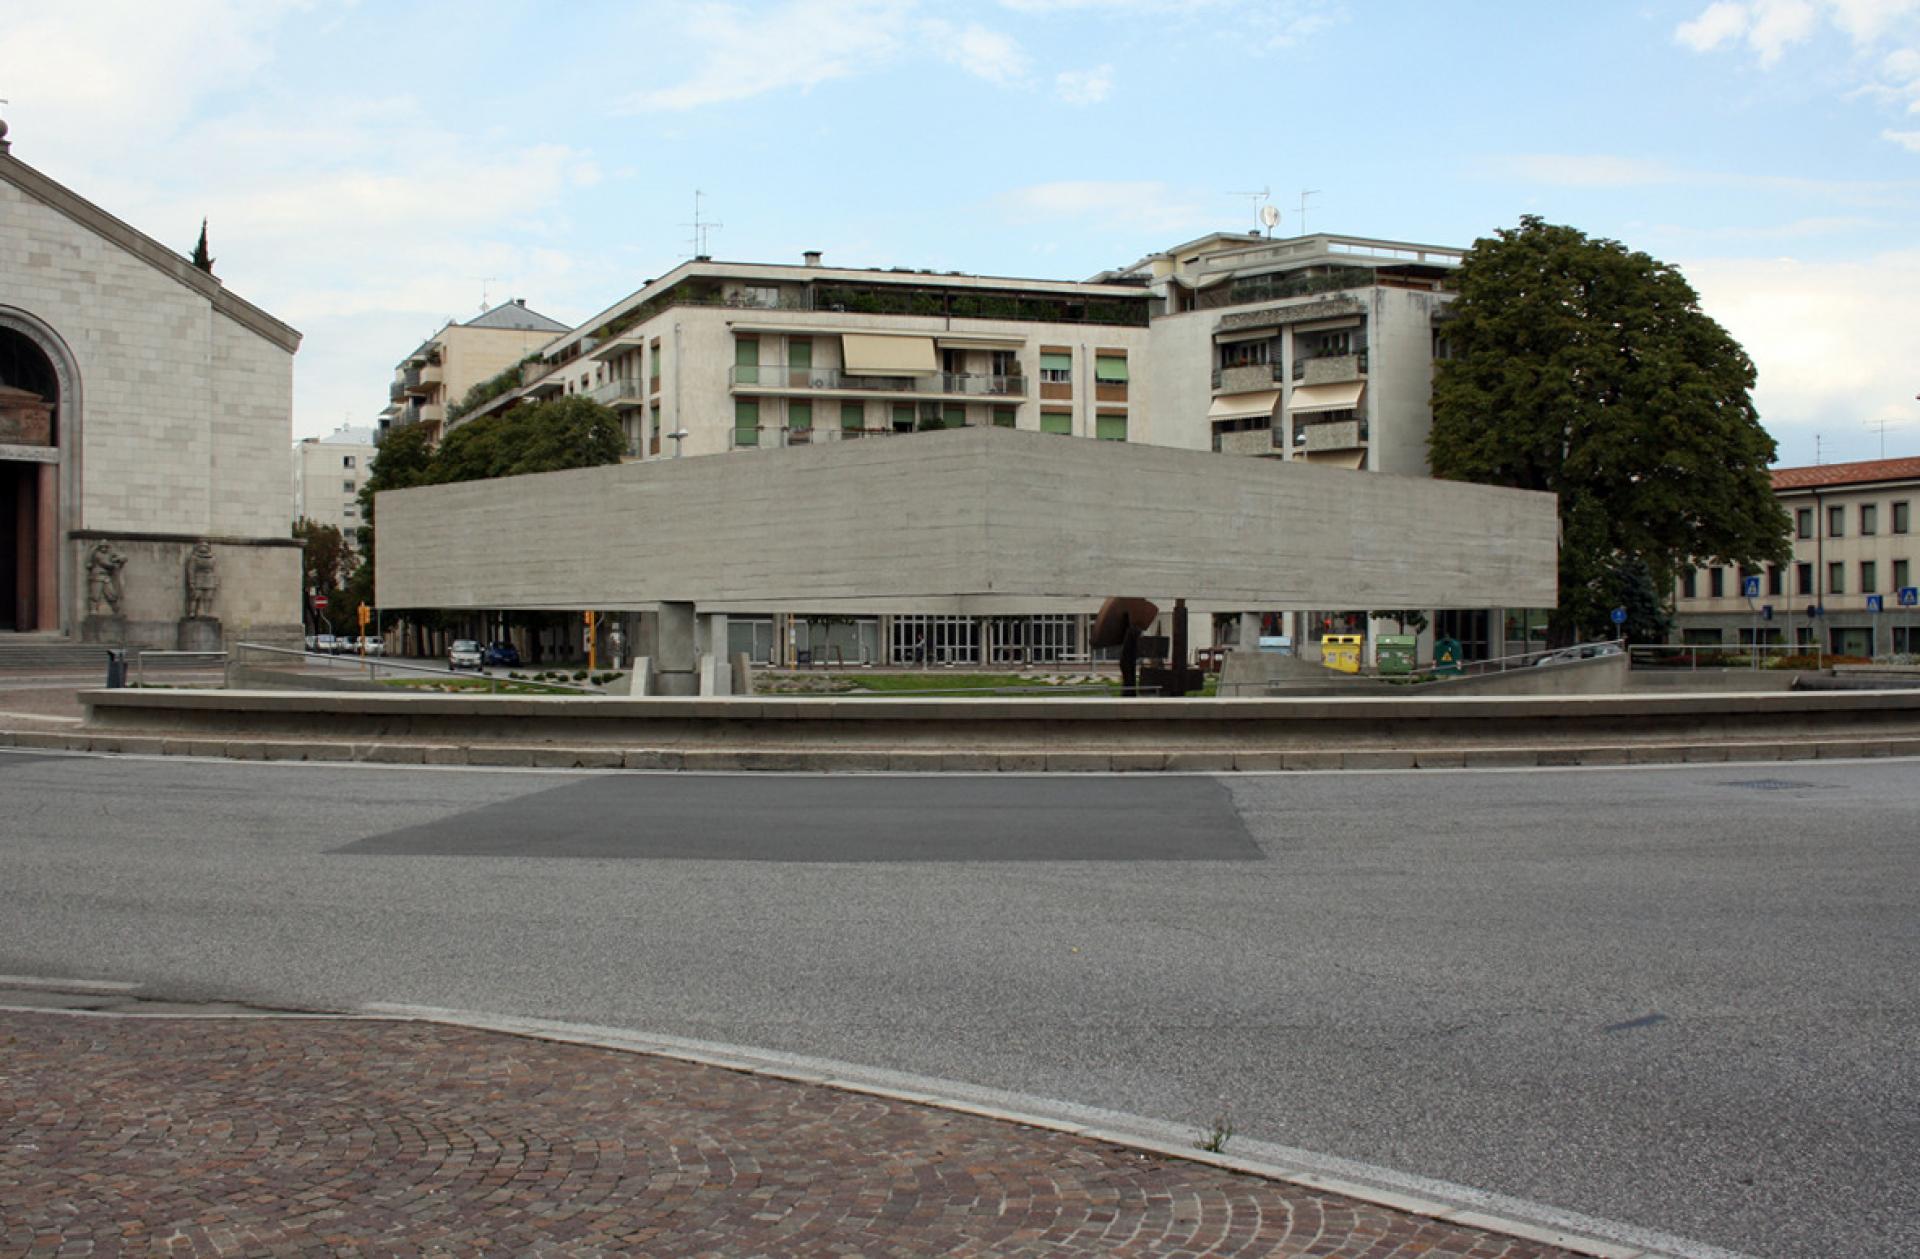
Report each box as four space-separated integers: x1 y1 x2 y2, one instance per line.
377 426 1555 614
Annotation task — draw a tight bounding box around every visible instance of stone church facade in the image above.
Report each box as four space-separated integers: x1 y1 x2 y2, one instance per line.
0 121 302 648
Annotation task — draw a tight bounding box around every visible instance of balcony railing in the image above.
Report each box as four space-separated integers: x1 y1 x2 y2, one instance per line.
400 366 424 391
1292 350 1368 382
1211 362 1282 390
730 422 985 450
588 377 647 407
729 367 1025 396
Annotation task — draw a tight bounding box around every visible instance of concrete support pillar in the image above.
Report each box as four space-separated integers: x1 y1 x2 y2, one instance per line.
1238 611 1260 650
697 611 729 695
653 601 698 696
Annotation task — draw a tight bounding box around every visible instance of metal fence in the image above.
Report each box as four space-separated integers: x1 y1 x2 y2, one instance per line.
229 642 608 696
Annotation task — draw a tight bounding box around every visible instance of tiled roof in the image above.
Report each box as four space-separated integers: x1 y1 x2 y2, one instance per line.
465 301 570 333
1772 456 1920 491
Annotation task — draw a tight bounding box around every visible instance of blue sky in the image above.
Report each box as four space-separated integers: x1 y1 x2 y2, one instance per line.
3 0 1917 464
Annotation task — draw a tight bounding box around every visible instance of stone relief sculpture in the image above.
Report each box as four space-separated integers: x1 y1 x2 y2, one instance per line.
86 543 126 616
184 541 220 618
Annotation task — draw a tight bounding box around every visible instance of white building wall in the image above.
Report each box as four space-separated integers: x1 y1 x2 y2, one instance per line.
1367 287 1446 478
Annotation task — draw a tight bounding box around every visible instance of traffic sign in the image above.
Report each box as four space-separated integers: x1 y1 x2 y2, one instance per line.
1867 594 1884 613
1742 576 1761 598
1761 604 1773 621
311 594 329 610
1900 586 1919 608
1610 606 1627 626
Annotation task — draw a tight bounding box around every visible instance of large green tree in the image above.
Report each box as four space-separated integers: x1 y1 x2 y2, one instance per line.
1430 216 1789 643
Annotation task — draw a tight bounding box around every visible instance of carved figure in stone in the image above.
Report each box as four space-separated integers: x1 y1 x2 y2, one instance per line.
86 543 126 616
184 541 220 618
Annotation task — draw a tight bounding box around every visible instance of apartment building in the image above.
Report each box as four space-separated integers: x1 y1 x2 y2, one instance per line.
380 299 570 446
1672 456 1920 657
292 424 377 540
425 234 1528 668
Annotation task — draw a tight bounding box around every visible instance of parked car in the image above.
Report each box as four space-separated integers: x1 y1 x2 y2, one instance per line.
448 639 484 672
1533 642 1624 667
483 641 521 667
311 633 338 655
358 636 385 657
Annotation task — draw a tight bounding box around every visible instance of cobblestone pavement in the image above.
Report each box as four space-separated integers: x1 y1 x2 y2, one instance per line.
0 1012 1583 1258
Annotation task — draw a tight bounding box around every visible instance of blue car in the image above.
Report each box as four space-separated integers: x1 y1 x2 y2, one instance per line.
483 641 521 667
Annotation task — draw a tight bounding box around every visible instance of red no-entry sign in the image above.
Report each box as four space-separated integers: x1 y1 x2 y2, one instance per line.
312 594 329 609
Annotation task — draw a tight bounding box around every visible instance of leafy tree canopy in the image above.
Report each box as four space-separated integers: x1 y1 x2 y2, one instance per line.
1429 216 1789 642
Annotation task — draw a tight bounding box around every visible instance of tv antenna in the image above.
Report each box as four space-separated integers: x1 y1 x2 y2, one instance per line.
1228 186 1270 232
479 276 498 314
1297 188 1321 234
1866 414 1906 459
683 189 722 258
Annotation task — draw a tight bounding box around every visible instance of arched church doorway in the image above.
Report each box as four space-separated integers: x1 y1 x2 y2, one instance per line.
0 326 61 632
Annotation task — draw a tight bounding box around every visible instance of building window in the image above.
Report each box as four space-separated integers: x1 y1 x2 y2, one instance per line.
1219 340 1270 369
1040 411 1072 435
741 285 779 309
1796 507 1813 539
1895 559 1910 590
1767 564 1783 596
342 455 355 469
1861 504 1878 535
1895 501 1910 534
1095 354 1129 384
1828 505 1845 537
342 480 355 493
734 399 760 447
342 507 356 519
788 337 812 382
841 402 864 432
991 407 1016 428
1681 570 1697 599
1797 562 1813 595
1708 567 1724 598
891 403 915 433
649 342 662 384
1096 414 1127 442
1828 562 1845 595
1039 352 1072 384
1861 560 1877 593
788 400 812 434
734 338 759 385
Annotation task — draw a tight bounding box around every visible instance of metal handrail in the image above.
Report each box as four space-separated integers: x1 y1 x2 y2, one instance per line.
134 650 227 688
230 642 608 695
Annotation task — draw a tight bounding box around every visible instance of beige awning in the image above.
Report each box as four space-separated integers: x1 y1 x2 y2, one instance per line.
1207 390 1280 422
1303 449 1367 470
1288 382 1365 413
842 334 938 375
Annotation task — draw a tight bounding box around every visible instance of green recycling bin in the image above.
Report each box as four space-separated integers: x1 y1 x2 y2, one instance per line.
1376 634 1417 676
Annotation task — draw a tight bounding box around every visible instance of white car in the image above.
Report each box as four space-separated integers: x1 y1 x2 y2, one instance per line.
448 639 484 672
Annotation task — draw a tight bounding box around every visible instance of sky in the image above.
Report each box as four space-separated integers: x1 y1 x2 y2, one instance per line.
1 0 1916 466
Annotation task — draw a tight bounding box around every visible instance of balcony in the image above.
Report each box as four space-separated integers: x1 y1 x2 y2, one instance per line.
588 377 648 408
1293 418 1369 451
1293 351 1368 384
1213 427 1280 458
420 361 443 388
1212 362 1281 394
400 366 424 392
730 423 985 450
388 380 405 403
728 367 1025 398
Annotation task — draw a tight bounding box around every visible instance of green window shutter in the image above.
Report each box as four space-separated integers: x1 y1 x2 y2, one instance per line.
1040 412 1071 435
1095 356 1128 383
1039 352 1073 373
734 339 759 384
788 401 812 430
992 407 1015 428
944 404 966 427
1096 414 1128 441
735 399 759 444
892 403 915 430
841 402 864 430
788 338 812 369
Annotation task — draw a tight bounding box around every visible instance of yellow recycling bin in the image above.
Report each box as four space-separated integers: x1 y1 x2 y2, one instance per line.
1321 634 1363 674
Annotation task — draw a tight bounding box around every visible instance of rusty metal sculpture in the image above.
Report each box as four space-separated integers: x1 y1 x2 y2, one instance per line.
1090 596 1207 698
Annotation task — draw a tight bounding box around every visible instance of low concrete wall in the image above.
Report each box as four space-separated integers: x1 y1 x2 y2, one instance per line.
81 687 1920 754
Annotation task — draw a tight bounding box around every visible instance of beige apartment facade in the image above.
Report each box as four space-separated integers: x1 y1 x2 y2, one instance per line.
382 299 570 446
1673 456 1920 658
292 424 377 539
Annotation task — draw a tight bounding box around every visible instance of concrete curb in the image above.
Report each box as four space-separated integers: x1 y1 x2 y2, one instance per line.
3 722 1918 773
0 991 1751 1259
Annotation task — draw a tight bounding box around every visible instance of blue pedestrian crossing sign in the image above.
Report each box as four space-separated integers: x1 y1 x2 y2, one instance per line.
1901 586 1920 608
1742 576 1761 598
1867 594 1884 613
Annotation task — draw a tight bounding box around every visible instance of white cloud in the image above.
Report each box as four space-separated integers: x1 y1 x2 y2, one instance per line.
618 0 915 112
1491 152 1920 204
923 19 1032 83
1495 154 1678 188
1685 249 1920 463
1000 180 1211 233
1676 0 1752 51
1055 64 1115 105
1674 0 1920 136
1748 0 1820 65
1886 127 1920 147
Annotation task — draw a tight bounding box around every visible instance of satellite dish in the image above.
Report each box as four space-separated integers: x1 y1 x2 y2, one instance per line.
1259 204 1281 231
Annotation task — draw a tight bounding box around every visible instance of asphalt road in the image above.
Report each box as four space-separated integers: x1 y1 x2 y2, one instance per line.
0 751 1914 1259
